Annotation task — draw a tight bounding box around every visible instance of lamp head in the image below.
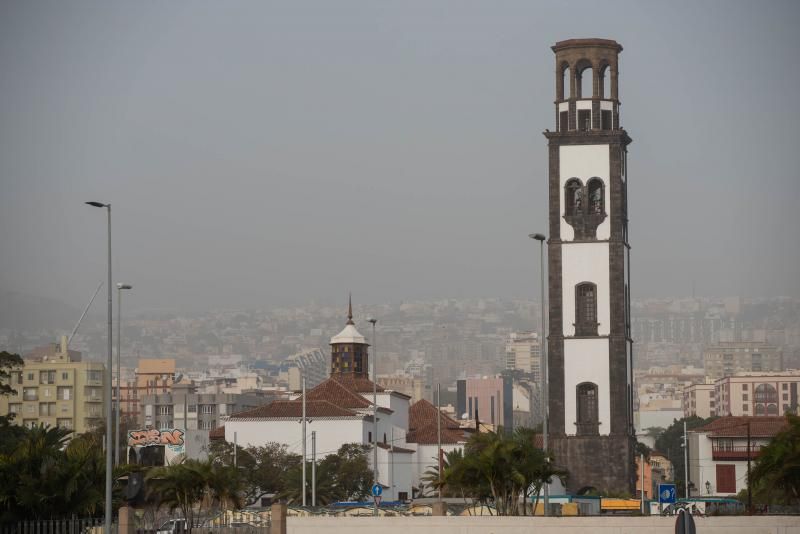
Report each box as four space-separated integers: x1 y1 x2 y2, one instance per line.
117 283 133 290
530 233 546 242
85 201 108 208
367 318 377 325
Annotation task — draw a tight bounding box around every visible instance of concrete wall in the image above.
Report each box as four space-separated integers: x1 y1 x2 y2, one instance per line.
287 516 800 534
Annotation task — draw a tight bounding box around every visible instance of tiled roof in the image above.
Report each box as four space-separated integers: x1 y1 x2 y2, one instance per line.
407 422 467 445
406 399 467 445
304 377 373 408
694 416 789 438
329 374 385 394
229 399 358 419
209 425 225 440
409 399 458 431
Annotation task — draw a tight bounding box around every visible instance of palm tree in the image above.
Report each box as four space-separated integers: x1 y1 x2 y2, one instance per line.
750 414 800 504
146 460 207 534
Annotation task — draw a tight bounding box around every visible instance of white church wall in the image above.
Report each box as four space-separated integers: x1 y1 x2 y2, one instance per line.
559 144 611 241
563 338 611 436
225 418 368 458
561 243 611 337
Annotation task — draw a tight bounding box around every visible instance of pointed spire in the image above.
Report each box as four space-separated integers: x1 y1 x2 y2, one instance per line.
347 293 354 325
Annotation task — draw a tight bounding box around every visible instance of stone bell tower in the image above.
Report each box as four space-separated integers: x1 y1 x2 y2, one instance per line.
544 39 635 494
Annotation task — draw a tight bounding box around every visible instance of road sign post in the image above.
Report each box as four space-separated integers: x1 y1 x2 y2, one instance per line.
371 484 383 509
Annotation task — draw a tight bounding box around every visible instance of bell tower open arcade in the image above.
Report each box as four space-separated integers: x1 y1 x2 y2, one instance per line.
544 38 635 494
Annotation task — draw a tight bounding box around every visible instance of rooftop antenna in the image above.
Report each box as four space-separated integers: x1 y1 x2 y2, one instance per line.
67 281 103 349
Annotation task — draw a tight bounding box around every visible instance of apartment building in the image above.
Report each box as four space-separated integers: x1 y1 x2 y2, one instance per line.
714 373 800 417
703 341 782 381
0 336 105 434
683 382 716 419
140 381 271 431
505 332 541 379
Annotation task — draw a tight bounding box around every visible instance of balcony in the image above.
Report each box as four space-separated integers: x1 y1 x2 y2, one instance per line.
712 444 763 461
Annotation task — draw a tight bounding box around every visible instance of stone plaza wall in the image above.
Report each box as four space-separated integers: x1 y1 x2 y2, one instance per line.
287 515 800 534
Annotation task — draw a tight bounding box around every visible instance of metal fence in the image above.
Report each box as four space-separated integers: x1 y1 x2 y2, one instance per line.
0 517 103 534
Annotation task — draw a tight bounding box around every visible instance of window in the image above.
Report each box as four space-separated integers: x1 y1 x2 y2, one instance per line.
742 394 748 401
599 64 610 99
601 110 612 131
86 370 102 382
62 372 69 380
57 419 73 429
560 111 569 132
576 382 599 435
767 404 778 415
201 405 214 415
782 383 788 390
578 109 591 131
9 403 21 413
398 492 408 501
565 178 583 216
23 388 38 401
27 373 34 381
755 384 777 403
188 404 197 413
576 62 592 99
716 464 736 493
575 282 598 336
587 178 604 215
158 406 172 415
368 431 372 443
40 371 55 384
783 393 789 401
743 404 748 411
743 384 748 391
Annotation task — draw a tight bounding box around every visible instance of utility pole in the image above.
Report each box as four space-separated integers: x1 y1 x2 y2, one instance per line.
683 420 689 499
437 382 442 501
368 318 378 517
746 420 752 514
302 376 307 507
312 430 317 507
234 432 237 468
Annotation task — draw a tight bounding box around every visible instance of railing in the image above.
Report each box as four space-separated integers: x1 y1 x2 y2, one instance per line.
711 444 763 461
0 516 103 534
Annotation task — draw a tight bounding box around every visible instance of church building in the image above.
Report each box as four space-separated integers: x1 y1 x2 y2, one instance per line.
223 299 469 502
544 38 636 493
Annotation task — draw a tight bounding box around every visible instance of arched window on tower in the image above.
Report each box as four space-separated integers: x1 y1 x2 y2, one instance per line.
576 60 593 99
565 178 583 216
587 178 605 215
575 282 598 336
560 62 571 100
576 382 599 435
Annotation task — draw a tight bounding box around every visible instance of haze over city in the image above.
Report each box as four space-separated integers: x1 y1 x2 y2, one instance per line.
1 0 799 317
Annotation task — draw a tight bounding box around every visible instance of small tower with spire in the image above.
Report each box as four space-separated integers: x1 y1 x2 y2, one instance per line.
330 295 370 377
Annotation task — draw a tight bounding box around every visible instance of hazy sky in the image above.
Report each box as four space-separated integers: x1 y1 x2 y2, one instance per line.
1 0 799 314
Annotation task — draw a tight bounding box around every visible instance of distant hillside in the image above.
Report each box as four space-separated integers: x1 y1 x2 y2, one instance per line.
0 290 83 332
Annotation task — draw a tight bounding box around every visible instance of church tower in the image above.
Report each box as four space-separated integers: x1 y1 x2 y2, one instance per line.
544 39 635 493
329 296 370 377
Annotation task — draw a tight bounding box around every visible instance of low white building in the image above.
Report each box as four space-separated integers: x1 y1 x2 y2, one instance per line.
223 302 468 503
688 416 787 496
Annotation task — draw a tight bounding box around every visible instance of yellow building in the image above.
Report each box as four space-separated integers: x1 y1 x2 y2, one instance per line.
0 336 106 434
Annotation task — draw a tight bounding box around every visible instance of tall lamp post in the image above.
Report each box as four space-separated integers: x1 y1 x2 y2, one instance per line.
529 232 548 516
86 201 113 534
115 283 132 467
367 318 378 516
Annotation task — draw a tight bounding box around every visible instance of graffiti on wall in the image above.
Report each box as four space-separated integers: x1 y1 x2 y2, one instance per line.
128 428 185 451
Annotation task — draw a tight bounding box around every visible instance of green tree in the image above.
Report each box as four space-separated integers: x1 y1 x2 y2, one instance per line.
279 443 372 505
146 460 209 534
208 440 301 506
654 416 713 496
749 414 800 505
0 351 23 427
437 428 566 516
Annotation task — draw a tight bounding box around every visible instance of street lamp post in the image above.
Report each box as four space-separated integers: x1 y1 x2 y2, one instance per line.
367 318 378 516
530 232 548 516
115 283 132 467
85 201 113 534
